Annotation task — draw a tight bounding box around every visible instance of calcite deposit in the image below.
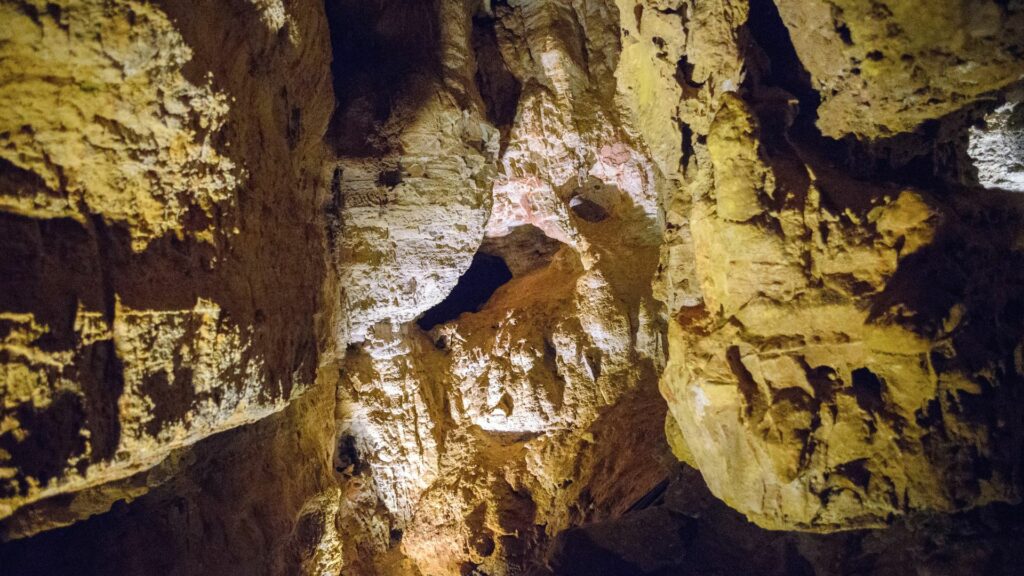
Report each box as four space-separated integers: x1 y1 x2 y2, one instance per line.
664 100 1024 528
2 0 1024 574
330 1 669 572
635 0 1024 533
0 0 238 249
969 89 1024 192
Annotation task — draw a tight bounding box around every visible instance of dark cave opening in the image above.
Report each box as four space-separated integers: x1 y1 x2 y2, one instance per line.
416 252 512 331
472 4 522 152
323 0 442 155
742 0 824 147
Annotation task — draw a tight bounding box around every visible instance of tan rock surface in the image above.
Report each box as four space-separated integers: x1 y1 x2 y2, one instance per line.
1 0 333 536
609 0 1024 533
774 0 1024 138
328 1 672 573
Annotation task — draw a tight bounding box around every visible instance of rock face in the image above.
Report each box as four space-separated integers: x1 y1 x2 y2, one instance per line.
775 0 1024 138
629 0 1024 533
0 0 333 540
0 0 238 249
328 1 670 573
328 0 500 344
665 102 1024 528
969 90 1024 192
2 0 1024 574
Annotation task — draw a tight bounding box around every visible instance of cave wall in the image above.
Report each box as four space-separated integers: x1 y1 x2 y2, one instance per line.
327 1 671 573
1 0 1023 574
0 0 334 541
622 0 1024 532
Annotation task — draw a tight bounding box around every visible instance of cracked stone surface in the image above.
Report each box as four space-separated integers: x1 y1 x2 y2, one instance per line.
2 0 1024 574
775 0 1024 139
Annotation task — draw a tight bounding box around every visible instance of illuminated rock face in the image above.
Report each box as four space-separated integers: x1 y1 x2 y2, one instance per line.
665 95 1024 530
775 0 1024 139
329 1 669 573
620 0 1024 533
970 91 1024 193
2 0 1024 574
0 0 334 543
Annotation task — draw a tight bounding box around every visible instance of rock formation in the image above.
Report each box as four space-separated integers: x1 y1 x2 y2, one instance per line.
0 0 333 540
1 0 1023 574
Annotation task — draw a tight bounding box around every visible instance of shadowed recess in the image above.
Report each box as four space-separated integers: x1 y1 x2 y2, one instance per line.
323 0 442 155
416 252 512 330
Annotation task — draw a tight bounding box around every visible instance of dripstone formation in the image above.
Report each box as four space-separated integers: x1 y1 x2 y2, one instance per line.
1 0 1023 574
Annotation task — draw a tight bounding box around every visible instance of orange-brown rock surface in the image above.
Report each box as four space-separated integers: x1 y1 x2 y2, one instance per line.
2 0 1024 574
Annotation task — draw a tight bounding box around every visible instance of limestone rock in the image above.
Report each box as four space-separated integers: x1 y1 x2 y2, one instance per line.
4 0 1024 573
0 364 344 574
662 94 1024 531
327 0 500 346
0 0 238 250
969 90 1024 192
330 1 670 573
0 0 333 536
608 0 1024 534
774 0 1024 138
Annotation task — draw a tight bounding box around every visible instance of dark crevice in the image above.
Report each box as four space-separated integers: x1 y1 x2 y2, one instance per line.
743 0 820 124
679 121 694 168
835 458 871 490
569 196 609 222
472 6 522 152
835 22 853 45
726 346 766 423
625 477 670 512
850 367 885 415
333 433 363 476
416 252 512 330
325 165 344 251
323 0 443 155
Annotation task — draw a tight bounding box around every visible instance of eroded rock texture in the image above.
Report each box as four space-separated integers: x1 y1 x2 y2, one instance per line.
1 0 333 541
328 1 670 573
634 0 1024 533
2 0 1024 574
969 89 1024 192
776 0 1024 138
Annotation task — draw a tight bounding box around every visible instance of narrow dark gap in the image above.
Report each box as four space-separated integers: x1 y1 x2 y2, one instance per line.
625 477 670 512
744 0 820 117
323 0 442 156
333 433 363 476
416 252 512 331
726 345 766 422
743 0 821 141
472 4 522 153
